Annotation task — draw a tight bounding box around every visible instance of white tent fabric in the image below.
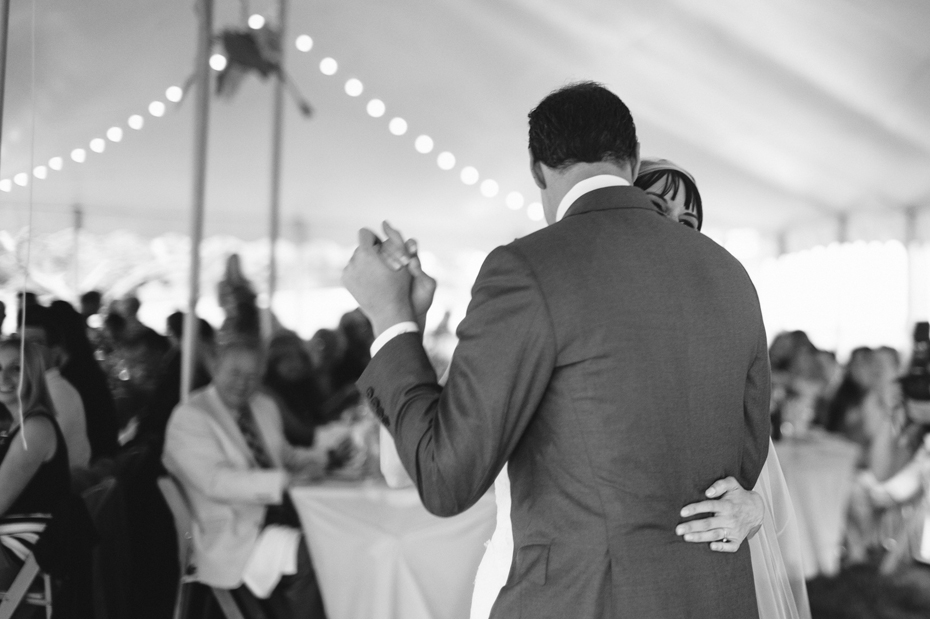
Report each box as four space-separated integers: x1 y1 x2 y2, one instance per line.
2 1 929 351
1 0 929 258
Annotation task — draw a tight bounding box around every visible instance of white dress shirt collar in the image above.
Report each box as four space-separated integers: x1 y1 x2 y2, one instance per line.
555 174 630 223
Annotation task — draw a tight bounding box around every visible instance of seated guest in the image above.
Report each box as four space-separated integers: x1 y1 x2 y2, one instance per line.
263 332 327 446
0 339 71 608
19 307 91 469
827 347 886 459
329 310 373 393
307 328 346 402
47 301 120 463
131 312 215 454
163 338 329 619
79 290 103 326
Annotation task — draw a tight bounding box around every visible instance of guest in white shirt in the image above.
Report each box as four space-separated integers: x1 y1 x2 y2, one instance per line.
164 338 337 618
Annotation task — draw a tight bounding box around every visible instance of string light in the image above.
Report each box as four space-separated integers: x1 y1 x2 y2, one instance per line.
437 152 455 170
460 167 479 185
319 58 338 75
148 101 166 117
480 179 499 198
209 54 227 71
414 135 434 154
527 202 544 221
1 76 193 193
344 78 363 97
1 37 527 215
388 118 408 136
248 14 265 29
295 35 313 52
165 86 183 102
366 99 385 117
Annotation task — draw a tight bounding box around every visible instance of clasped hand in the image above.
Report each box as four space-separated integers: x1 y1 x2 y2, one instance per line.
342 221 437 336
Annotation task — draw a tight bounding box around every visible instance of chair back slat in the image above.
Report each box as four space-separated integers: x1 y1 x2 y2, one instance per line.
157 476 194 577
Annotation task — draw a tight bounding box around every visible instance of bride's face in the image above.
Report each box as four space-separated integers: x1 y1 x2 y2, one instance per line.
643 180 699 231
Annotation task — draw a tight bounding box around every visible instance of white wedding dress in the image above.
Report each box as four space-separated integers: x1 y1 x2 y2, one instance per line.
380 430 809 619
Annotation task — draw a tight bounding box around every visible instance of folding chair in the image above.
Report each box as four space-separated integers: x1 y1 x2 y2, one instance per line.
0 552 52 619
157 476 246 619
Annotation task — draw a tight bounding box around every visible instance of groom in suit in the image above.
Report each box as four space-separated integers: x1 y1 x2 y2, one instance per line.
343 81 771 618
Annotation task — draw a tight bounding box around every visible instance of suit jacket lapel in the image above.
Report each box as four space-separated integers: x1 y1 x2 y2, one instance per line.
205 386 259 468
250 395 284 468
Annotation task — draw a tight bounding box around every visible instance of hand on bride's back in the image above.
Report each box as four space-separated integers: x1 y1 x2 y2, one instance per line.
674 476 764 553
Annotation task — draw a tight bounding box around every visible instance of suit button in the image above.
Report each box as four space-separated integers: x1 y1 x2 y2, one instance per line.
372 397 381 409
366 387 374 398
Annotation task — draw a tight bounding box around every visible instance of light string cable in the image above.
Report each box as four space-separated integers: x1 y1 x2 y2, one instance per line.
17 0 37 449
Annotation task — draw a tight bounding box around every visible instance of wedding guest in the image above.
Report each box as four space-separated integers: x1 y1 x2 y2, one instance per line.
307 328 346 401
130 312 215 454
263 332 326 446
330 309 373 393
79 290 103 325
19 308 91 469
163 338 330 619
827 348 884 453
0 339 71 608
47 301 120 463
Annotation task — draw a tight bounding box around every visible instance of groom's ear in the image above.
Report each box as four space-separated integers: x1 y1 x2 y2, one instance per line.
530 159 547 190
629 142 641 182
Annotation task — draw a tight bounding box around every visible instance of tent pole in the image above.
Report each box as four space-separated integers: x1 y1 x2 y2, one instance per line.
0 0 11 162
267 0 288 313
905 205 919 329
72 204 83 300
181 0 213 402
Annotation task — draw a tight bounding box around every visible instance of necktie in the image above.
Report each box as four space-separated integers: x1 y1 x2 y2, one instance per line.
236 404 274 469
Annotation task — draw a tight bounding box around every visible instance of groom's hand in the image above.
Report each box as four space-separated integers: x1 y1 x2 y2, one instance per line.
675 476 763 553
381 222 437 330
342 228 417 337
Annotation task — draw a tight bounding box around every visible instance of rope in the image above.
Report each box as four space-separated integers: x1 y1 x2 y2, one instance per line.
16 0 38 450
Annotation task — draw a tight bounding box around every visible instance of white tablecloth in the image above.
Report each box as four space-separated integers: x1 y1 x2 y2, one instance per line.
290 481 496 619
775 433 860 578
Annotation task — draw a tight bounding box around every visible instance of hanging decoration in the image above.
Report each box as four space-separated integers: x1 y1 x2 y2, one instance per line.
215 24 313 117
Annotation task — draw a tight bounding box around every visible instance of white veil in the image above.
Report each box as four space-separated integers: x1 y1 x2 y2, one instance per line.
750 439 812 619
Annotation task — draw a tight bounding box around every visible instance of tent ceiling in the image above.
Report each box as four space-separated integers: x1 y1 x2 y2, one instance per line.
1 0 929 260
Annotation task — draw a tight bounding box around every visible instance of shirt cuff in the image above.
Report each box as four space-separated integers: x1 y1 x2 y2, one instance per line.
370 321 420 357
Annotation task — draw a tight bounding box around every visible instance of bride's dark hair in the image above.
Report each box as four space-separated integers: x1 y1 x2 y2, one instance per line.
634 166 703 230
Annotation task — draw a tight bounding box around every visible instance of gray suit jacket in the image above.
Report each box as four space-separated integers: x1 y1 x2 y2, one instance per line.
359 186 771 618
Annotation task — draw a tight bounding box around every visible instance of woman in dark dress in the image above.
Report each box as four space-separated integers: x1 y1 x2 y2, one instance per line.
0 338 70 617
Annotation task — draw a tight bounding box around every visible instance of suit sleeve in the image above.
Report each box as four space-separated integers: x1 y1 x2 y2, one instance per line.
162 402 288 506
741 318 772 489
358 245 557 516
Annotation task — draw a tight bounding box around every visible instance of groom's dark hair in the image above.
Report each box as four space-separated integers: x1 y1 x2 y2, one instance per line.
528 81 638 170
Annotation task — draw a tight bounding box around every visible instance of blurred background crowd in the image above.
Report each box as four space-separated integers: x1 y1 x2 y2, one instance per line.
2 251 930 618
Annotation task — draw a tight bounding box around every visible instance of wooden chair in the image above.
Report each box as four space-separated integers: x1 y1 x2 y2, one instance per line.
157 476 246 619
0 552 52 619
